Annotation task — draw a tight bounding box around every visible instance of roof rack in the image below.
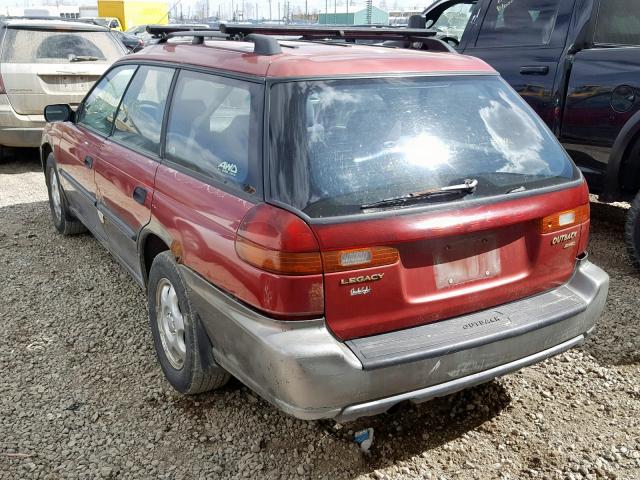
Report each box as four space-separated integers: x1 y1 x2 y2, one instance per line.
218 23 455 53
146 23 454 55
146 24 211 37
155 28 283 56
219 24 438 42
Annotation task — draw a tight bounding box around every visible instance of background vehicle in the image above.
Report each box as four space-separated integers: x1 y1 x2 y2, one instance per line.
420 0 640 268
112 29 145 52
40 26 607 421
80 16 123 30
0 19 126 159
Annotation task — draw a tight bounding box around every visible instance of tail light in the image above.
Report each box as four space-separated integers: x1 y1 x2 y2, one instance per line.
539 204 589 234
235 204 399 275
322 247 399 273
235 204 322 275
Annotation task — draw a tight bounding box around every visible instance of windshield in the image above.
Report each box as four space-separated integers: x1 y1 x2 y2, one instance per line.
269 76 578 218
2 29 122 63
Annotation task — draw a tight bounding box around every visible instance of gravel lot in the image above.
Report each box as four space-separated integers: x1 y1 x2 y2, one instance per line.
1 151 638 480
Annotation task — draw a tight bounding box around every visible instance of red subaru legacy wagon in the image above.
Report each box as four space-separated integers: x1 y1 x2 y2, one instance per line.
41 28 609 422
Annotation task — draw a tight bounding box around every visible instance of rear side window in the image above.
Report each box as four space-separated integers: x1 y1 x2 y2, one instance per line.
112 66 174 155
594 0 640 45
476 0 562 47
1 29 123 63
77 65 136 136
269 76 578 218
165 70 263 195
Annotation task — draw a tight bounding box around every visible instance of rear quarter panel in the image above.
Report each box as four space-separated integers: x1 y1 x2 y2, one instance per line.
151 165 324 317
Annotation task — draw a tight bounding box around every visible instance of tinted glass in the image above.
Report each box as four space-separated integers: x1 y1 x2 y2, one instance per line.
269 76 577 218
77 66 136 135
112 66 174 155
431 3 475 43
165 70 263 194
1 29 123 63
594 0 640 45
476 0 562 47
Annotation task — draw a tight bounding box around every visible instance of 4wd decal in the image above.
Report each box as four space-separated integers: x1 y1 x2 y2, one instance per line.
218 161 238 177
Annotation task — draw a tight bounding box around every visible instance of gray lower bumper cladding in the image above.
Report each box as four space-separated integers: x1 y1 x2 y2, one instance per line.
181 257 609 422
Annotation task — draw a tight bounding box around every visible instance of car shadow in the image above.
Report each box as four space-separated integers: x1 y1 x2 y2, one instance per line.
0 147 41 173
170 377 511 478
322 380 511 471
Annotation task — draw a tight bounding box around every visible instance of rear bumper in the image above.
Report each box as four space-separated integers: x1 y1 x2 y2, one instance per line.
0 95 45 148
182 256 608 422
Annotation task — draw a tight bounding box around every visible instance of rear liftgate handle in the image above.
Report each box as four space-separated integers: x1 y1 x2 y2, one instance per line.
83 155 94 169
132 186 147 205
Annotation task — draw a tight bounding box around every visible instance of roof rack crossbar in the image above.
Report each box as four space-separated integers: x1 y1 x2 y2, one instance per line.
157 29 283 56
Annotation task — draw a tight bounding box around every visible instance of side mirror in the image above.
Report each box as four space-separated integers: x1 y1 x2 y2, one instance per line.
44 104 74 123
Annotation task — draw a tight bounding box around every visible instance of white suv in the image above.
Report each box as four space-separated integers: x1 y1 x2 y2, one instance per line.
0 19 125 159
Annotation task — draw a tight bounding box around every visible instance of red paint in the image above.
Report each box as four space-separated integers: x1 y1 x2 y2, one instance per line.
310 183 590 339
43 39 589 341
152 166 324 317
138 42 495 78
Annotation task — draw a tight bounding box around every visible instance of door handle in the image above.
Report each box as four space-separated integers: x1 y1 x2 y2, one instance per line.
520 66 549 75
83 155 94 169
132 186 147 205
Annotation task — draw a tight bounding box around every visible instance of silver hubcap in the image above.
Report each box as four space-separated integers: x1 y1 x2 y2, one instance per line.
50 168 62 222
156 278 186 370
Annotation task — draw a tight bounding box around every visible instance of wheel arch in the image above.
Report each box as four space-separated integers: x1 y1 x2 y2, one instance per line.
138 227 172 287
602 110 640 201
40 141 53 173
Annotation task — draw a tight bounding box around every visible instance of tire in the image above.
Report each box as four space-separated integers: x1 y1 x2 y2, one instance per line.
45 153 87 235
148 251 230 394
625 190 640 270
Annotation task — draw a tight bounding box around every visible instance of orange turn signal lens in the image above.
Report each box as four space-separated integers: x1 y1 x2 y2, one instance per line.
235 237 323 275
322 247 399 273
539 204 589 234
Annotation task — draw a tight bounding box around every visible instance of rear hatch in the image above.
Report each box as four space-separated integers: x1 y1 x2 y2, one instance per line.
0 25 124 115
268 75 589 340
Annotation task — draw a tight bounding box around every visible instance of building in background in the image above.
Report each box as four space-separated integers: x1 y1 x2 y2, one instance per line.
318 4 388 25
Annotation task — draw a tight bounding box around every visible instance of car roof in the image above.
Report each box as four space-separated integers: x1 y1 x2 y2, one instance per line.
131 39 495 78
1 18 109 32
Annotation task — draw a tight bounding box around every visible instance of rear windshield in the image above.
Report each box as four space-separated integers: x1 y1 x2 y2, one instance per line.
2 29 122 63
269 76 578 218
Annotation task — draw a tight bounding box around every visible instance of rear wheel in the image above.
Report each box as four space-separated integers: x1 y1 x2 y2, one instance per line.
45 153 86 235
148 251 230 394
625 190 640 269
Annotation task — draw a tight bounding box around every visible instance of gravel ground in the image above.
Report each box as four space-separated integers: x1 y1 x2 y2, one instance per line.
1 151 638 480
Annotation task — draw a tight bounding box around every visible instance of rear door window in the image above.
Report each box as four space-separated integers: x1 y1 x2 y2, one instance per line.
594 0 640 45
1 29 123 63
77 65 136 136
164 70 263 195
112 66 174 156
476 0 563 47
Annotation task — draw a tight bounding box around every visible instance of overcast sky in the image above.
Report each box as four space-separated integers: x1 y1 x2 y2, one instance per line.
3 0 432 18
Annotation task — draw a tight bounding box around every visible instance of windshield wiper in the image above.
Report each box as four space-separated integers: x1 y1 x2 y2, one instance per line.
69 55 99 62
361 179 478 210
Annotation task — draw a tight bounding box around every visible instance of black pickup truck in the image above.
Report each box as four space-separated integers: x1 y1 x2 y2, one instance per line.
419 0 640 267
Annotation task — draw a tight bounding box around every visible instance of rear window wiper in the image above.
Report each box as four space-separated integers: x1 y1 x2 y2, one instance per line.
361 178 478 210
69 55 99 62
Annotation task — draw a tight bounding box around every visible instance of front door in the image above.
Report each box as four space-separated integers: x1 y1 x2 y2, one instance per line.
56 65 136 237
95 65 175 282
461 0 575 128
